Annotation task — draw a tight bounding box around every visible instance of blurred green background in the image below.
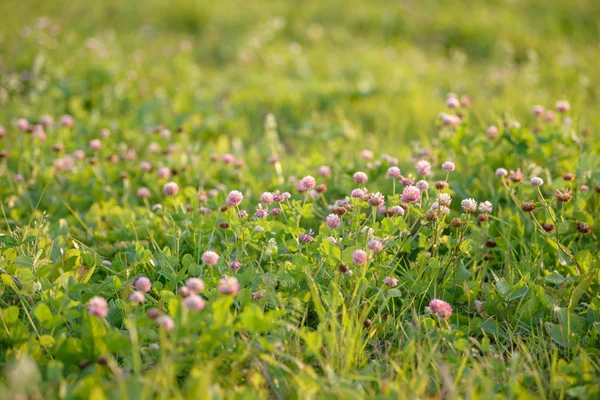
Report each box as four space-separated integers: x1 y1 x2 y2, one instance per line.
1 0 599 152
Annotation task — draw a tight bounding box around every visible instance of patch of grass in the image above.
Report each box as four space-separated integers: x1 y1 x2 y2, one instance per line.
0 0 599 398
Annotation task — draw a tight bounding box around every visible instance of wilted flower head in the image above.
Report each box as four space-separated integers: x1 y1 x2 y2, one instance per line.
367 192 385 208
461 198 477 213
383 277 398 287
227 190 244 207
326 214 341 229
478 201 493 214
530 177 544 187
353 171 368 184
416 160 431 176
87 296 108 318
509 169 524 183
401 186 421 203
521 200 536 213
218 275 240 295
433 181 448 190
163 182 179 196
442 161 455 172
542 223 555 232
352 249 367 265
387 166 401 178
576 221 591 235
429 299 452 319
202 251 219 265
555 189 573 203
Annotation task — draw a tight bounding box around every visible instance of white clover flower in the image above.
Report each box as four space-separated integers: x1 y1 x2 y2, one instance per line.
530 177 544 187
461 198 477 213
479 201 493 213
439 193 452 207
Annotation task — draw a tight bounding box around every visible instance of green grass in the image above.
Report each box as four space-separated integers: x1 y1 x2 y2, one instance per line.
0 0 599 398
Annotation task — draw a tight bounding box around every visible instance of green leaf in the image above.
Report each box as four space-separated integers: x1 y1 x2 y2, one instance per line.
459 239 472 254
422 317 436 329
237 304 278 333
34 304 53 328
181 254 194 268
39 335 56 347
0 235 18 247
112 275 122 289
544 322 571 348
188 263 201 276
569 269 597 312
3 306 20 324
14 255 33 269
544 271 566 285
46 361 64 382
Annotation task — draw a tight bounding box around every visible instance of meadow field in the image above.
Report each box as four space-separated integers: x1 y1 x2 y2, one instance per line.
0 0 599 398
